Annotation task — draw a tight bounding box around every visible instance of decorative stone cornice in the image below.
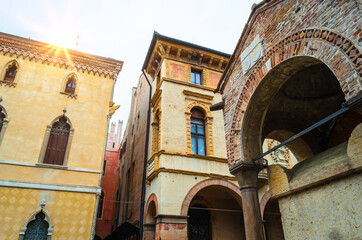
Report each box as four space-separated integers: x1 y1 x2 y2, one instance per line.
0 32 123 80
143 32 230 79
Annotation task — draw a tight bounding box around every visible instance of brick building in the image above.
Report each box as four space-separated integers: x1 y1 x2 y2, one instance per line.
216 0 361 239
95 121 123 239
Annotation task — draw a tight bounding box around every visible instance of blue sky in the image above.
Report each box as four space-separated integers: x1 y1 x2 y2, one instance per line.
0 0 256 130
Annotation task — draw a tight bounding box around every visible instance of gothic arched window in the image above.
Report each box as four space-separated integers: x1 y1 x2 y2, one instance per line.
0 105 9 145
64 75 76 94
4 61 18 82
19 210 54 240
24 212 49 240
43 116 71 165
190 108 206 155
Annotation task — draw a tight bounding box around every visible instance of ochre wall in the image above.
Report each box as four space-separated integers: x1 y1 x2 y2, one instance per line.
0 187 96 240
0 53 112 170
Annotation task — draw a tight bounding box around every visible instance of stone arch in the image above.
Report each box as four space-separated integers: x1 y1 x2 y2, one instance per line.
19 209 54 240
186 102 212 118
145 193 158 221
185 102 214 155
228 28 361 165
180 178 241 216
259 191 271 218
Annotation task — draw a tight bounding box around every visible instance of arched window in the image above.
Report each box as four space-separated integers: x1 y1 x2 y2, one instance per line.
97 191 104 219
43 116 70 165
0 105 9 145
19 210 54 240
24 212 49 240
191 108 206 155
4 61 17 82
64 75 76 94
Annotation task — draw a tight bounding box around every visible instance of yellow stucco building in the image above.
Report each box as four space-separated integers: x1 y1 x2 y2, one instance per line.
0 32 123 239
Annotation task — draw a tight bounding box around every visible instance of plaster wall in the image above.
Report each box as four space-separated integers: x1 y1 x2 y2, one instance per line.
0 54 112 170
279 174 361 240
159 80 226 158
0 187 96 240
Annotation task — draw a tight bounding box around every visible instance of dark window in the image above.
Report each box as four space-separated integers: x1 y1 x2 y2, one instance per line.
24 212 49 240
43 116 70 165
0 107 5 132
103 160 107 176
97 191 104 219
188 204 212 240
4 63 17 82
191 108 206 155
65 76 76 94
191 69 202 85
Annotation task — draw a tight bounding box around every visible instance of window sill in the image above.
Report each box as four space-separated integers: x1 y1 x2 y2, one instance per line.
60 91 77 99
0 80 16 87
36 163 68 170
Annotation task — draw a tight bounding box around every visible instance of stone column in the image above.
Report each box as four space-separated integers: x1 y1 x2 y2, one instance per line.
230 161 265 240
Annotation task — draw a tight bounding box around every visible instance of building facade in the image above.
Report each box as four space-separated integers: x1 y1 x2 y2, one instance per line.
95 121 123 239
0 32 123 239
217 0 361 239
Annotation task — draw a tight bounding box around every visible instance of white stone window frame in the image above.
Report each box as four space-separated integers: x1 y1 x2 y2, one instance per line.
38 114 74 167
0 105 9 146
19 209 54 240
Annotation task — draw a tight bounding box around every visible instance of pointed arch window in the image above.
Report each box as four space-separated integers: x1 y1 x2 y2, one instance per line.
4 62 17 82
0 105 9 145
65 75 76 94
191 108 206 155
19 210 54 240
39 112 74 166
1 60 19 87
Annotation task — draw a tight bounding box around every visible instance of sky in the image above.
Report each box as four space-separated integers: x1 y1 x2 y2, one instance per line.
0 0 257 131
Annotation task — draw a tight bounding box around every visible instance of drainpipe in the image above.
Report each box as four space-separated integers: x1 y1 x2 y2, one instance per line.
139 70 152 240
91 78 116 239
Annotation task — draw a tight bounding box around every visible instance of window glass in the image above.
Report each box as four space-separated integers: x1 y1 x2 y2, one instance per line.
198 136 205 155
195 73 201 84
191 124 197 133
191 72 195 84
191 118 203 125
197 125 204 134
191 135 197 154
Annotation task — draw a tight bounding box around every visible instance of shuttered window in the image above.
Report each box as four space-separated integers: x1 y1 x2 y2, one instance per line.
43 116 70 165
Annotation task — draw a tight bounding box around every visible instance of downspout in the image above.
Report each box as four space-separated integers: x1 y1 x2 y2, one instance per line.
91 78 116 240
139 70 152 240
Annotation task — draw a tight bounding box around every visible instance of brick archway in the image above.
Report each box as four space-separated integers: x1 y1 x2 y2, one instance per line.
180 178 241 216
145 193 158 221
228 29 361 165
259 191 271 218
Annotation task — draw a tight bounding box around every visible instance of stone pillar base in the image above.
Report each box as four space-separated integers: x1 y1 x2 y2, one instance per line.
155 214 188 240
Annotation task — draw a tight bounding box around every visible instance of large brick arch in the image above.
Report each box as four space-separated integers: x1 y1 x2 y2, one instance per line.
180 178 241 215
144 193 158 223
228 28 361 165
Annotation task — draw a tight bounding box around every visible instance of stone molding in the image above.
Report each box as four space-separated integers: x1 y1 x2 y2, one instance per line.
0 180 101 194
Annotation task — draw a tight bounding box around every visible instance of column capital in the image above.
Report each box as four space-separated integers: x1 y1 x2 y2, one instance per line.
230 161 264 192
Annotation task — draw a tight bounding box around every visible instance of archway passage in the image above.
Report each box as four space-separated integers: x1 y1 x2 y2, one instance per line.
242 56 361 163
144 200 157 240
187 185 246 240
263 198 285 240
